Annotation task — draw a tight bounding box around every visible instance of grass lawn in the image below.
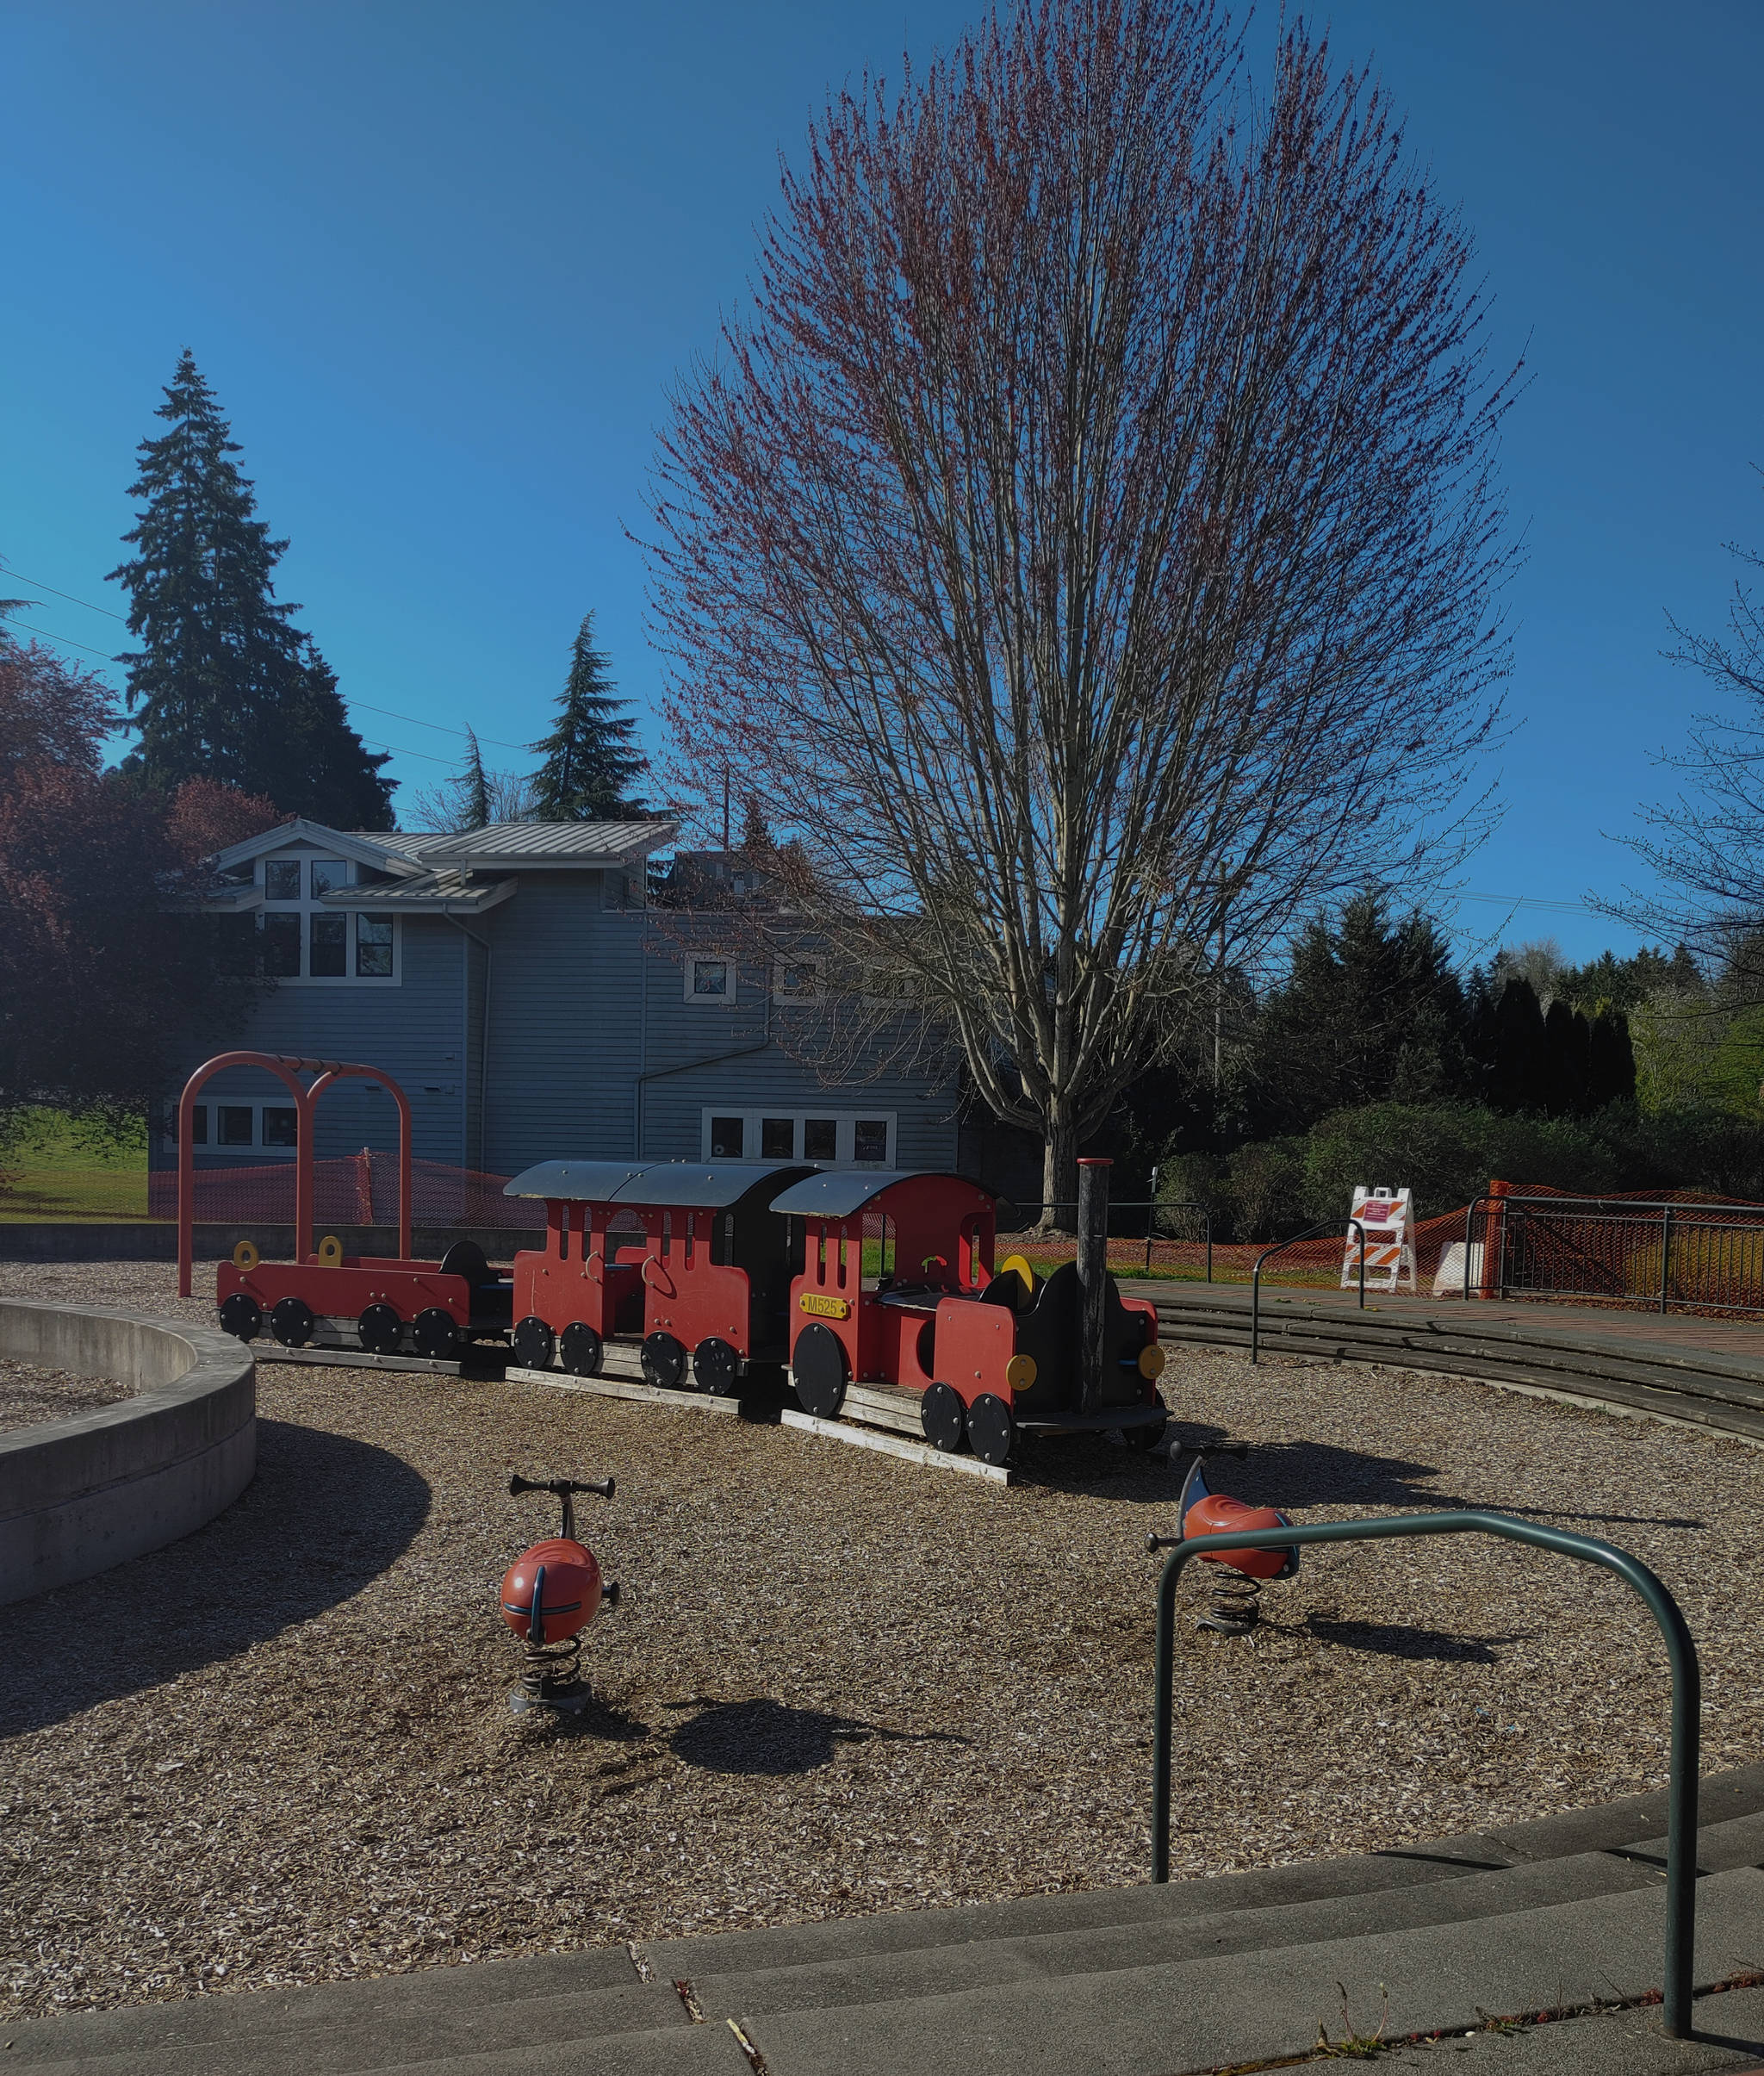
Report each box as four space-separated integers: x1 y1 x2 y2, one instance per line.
0 1109 153 1222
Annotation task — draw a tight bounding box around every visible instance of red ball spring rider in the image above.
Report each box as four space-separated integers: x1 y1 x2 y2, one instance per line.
1176 1456 1299 1635
500 1473 620 1713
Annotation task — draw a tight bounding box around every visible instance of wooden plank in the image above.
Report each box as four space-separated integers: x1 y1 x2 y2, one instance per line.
840 1381 925 1436
780 1407 1014 1483
504 1364 739 1416
255 1345 464 1376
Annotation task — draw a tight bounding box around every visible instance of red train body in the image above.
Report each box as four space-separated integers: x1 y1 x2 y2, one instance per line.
193 1055 1166 1465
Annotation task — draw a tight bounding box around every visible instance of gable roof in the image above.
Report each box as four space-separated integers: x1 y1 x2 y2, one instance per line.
209 819 427 878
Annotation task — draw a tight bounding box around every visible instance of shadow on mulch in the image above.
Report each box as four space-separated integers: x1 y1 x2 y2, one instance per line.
1298 1616 1529 1663
664 1696 971 1776
0 1417 430 1737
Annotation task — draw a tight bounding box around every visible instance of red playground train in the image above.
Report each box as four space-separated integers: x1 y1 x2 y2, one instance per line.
188 1054 1167 1466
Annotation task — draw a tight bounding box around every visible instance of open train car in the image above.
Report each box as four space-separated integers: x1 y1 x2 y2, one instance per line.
217 1235 512 1358
772 1169 1168 1465
503 1159 815 1391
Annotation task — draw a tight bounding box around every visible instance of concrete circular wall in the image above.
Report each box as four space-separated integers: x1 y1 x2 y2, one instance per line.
0 1301 255 1607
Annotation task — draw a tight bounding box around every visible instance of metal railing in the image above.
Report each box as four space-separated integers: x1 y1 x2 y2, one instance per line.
1250 1216 1364 1363
1144 1508 1701 2038
1466 1192 1764 1317
998 1198 1214 1280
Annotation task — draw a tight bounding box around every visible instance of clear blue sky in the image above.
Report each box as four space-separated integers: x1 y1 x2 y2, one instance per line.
3 0 1761 964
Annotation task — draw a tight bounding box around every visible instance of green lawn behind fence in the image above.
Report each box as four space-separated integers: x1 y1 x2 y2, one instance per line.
0 1110 152 1222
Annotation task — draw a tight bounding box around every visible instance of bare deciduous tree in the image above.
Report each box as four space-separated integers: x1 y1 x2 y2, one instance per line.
1606 509 1764 997
645 0 1514 1210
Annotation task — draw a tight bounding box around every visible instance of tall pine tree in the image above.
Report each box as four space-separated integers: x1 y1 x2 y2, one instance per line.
530 612 647 820
109 351 395 830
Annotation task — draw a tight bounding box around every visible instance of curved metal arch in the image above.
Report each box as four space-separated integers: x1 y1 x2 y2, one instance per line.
176 1051 414 1295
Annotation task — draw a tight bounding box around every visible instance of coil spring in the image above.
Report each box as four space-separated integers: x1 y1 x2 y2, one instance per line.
518 1626 584 1703
1196 1563 1263 1636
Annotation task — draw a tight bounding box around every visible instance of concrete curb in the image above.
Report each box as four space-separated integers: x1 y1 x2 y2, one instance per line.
0 1301 256 1606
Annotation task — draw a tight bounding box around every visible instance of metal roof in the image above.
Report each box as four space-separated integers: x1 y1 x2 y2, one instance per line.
324 872 517 915
505 1159 657 1202
767 1170 991 1219
614 1162 817 1209
411 819 675 867
504 1159 817 1208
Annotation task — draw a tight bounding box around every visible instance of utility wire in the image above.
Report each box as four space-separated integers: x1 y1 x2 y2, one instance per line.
2 563 533 752
7 620 118 661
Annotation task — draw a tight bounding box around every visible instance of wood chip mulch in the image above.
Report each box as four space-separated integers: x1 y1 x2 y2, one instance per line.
0 1355 133 1434
1 1260 1760 2023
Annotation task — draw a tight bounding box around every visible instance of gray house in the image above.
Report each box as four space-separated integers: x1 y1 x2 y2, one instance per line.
158 817 965 1190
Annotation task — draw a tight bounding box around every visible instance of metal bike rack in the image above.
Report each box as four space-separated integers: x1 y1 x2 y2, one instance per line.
1145 1508 1702 2038
1250 1216 1365 1364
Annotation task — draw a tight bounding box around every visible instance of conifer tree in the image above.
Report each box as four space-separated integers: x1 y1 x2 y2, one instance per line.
530 612 646 820
109 351 394 829
462 728 491 830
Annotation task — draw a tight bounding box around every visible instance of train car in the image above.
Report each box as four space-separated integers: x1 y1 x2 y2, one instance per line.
503 1159 815 1391
189 1050 513 1358
770 1169 1168 1465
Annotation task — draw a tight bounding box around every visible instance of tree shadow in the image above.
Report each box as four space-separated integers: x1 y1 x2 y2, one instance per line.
664 1696 970 1777
0 1417 431 1737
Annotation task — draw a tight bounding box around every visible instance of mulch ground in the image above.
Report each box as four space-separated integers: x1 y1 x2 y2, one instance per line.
1 1259 1761 2022
0 1356 132 1433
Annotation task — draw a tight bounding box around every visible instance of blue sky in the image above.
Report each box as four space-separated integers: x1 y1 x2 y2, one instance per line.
3 0 1761 964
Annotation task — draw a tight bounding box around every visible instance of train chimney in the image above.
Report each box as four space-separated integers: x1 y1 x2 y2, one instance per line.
1077 1157 1111 1413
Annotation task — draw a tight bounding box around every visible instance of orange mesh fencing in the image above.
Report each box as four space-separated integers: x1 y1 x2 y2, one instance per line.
148 1153 530 1228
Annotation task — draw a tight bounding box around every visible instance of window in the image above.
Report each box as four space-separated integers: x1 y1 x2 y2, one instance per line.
178 1100 303 1157
700 1108 895 1166
686 957 733 1002
257 853 398 984
774 960 822 1003
356 915 394 977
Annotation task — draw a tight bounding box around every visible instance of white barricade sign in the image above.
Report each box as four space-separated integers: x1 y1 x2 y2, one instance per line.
1343 1184 1417 1294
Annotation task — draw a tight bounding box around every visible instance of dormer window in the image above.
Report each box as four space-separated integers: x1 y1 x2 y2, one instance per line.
258 854 399 984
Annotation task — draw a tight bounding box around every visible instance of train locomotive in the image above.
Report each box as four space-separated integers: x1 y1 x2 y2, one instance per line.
189 1056 1168 1467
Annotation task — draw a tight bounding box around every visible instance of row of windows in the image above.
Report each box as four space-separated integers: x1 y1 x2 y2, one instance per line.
259 911 394 979
687 956 821 1004
703 1109 894 1165
182 1102 301 1153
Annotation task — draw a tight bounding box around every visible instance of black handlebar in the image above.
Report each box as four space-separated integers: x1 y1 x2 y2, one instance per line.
509 1474 615 1501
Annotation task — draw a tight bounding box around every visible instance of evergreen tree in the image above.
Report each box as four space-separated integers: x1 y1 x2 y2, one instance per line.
461 728 491 830
530 612 646 819
1246 892 1469 1134
109 351 394 829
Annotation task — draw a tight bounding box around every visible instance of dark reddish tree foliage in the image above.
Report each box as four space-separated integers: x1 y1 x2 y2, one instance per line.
165 774 287 866
0 644 262 1120
646 0 1515 1209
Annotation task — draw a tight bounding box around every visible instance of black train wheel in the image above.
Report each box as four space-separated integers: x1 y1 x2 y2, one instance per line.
792 1322 848 1419
920 1381 966 1453
966 1391 1015 1467
1126 1395 1169 1451
270 1296 314 1347
560 1322 602 1377
693 1337 740 1395
512 1315 556 1371
412 1308 460 1360
357 1302 402 1355
219 1292 262 1342
641 1331 687 1390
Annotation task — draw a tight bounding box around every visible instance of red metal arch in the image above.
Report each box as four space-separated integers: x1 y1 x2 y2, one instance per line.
177 1051 413 1295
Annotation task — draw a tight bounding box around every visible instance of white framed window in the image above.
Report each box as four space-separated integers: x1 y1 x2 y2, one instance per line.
685 954 735 1004
258 854 400 985
773 958 823 1004
177 1100 301 1157
701 1108 895 1166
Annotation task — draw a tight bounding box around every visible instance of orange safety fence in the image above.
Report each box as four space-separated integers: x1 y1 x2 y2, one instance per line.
147 1153 530 1228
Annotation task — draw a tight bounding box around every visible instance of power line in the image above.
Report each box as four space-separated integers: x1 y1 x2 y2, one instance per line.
3 563 534 753
6 620 119 662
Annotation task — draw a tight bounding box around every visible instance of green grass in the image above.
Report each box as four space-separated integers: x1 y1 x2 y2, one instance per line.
0 1109 152 1222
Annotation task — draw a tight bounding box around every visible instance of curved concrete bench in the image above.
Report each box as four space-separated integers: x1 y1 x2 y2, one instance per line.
0 1301 255 1606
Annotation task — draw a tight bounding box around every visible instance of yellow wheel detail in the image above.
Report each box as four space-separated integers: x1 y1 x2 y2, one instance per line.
1138 1342 1167 1379
317 1234 344 1266
1004 1352 1038 1391
232 1240 260 1273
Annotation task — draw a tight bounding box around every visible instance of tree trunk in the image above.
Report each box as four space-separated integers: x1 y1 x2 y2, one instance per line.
1040 1109 1077 1234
